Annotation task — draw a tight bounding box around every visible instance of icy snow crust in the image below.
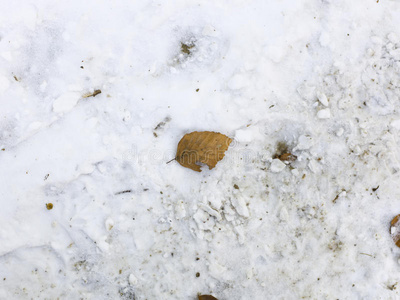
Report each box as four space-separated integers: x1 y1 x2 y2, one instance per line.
1 0 400 299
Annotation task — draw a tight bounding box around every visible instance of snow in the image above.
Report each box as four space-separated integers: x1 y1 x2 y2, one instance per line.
1 0 400 299
0 75 10 94
52 92 81 113
294 135 313 151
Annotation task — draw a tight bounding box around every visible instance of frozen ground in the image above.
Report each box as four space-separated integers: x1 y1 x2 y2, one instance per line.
1 0 400 299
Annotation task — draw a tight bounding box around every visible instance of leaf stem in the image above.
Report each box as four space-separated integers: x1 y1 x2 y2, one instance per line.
166 158 176 164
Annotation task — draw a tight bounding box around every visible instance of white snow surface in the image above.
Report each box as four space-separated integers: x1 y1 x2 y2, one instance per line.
1 0 400 299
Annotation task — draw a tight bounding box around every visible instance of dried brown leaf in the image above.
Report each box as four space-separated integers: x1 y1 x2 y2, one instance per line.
176 131 232 172
278 153 297 162
83 89 101 98
391 214 400 247
198 295 218 300
181 42 194 55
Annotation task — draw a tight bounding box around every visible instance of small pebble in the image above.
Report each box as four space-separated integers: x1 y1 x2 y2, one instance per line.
317 92 329 106
129 274 137 285
317 108 331 119
270 159 286 173
336 128 344 137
